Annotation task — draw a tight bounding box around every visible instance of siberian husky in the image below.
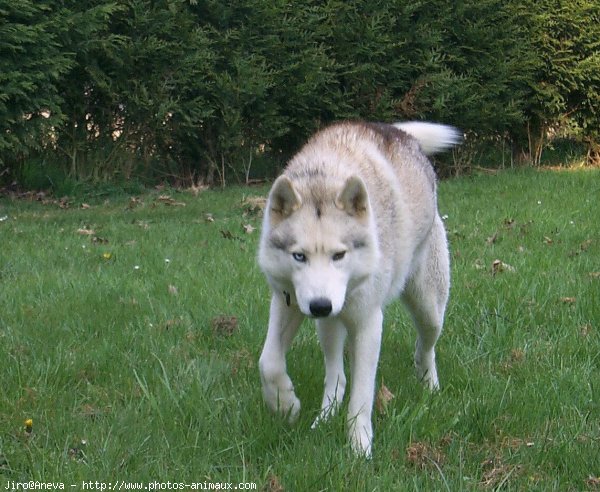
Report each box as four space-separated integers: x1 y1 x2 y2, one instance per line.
258 121 460 456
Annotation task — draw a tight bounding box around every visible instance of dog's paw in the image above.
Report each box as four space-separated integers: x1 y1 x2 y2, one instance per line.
260 361 301 423
415 351 439 391
262 383 301 423
416 363 439 391
280 392 301 423
311 400 342 429
349 417 373 458
310 410 331 430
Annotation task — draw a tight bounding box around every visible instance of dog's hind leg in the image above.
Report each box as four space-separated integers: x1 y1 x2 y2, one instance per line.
402 216 450 390
259 294 304 422
311 318 347 428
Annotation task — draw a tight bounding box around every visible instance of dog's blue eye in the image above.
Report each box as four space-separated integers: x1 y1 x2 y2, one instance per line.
332 251 346 261
292 252 306 262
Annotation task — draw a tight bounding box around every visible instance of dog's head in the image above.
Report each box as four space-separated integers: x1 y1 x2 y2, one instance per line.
258 174 380 317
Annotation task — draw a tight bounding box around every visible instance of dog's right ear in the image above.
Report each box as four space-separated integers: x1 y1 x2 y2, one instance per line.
335 175 369 220
269 176 302 225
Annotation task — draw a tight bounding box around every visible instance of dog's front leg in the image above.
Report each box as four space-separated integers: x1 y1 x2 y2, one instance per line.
311 317 347 429
346 308 383 457
259 294 304 423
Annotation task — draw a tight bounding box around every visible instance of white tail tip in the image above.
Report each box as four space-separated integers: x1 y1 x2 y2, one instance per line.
394 121 462 155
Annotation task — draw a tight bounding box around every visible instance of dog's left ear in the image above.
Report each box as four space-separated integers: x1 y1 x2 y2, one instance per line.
269 175 302 226
335 176 369 219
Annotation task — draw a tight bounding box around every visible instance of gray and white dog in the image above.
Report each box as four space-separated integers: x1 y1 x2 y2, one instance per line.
258 121 460 456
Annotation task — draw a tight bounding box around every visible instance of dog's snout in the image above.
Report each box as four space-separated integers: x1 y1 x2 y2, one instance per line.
309 298 332 317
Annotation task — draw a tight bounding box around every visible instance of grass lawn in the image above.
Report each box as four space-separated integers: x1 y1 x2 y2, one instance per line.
0 168 598 490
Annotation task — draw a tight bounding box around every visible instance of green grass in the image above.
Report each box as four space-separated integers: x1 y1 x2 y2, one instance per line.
1 169 599 490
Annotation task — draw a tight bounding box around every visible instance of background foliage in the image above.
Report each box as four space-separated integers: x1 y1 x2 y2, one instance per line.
1 0 599 187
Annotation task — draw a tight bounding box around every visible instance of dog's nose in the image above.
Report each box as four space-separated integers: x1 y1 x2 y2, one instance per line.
309 298 332 317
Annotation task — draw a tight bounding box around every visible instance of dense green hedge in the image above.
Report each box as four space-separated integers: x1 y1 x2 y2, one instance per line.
1 0 598 186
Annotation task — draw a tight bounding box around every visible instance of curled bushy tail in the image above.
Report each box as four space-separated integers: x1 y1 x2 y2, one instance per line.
394 122 462 155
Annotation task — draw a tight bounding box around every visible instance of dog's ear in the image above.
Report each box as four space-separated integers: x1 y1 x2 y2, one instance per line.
335 176 369 219
269 176 302 225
